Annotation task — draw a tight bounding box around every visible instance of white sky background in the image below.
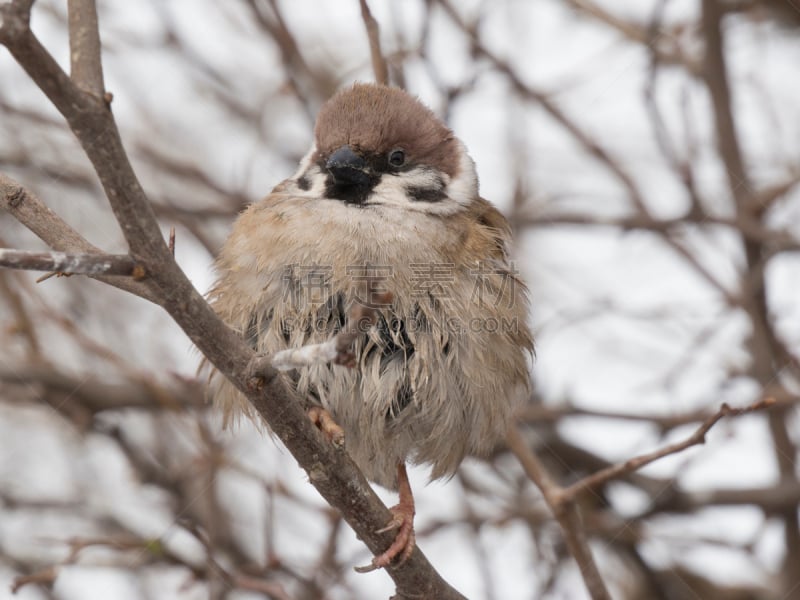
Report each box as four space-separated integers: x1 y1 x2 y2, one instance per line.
1 0 799 598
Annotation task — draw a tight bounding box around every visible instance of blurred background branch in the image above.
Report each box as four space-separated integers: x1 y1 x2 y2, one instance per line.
1 0 799 598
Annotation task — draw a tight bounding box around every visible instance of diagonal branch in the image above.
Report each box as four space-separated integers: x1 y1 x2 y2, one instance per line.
562 0 702 74
0 173 155 301
359 0 389 86
508 396 777 600
435 0 651 218
561 396 777 501
507 426 611 600
0 4 465 598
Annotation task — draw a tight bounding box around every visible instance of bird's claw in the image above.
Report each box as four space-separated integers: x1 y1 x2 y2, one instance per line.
354 503 415 573
307 406 345 447
245 353 273 391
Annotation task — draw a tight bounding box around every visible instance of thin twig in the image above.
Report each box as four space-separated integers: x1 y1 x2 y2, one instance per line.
0 364 204 413
508 396 777 599
0 248 140 277
0 173 155 301
562 0 701 74
518 210 794 249
0 270 40 357
507 426 611 600
0 8 465 599
561 397 777 501
233 575 292 600
266 289 392 370
435 0 651 217
359 0 389 85
11 566 59 593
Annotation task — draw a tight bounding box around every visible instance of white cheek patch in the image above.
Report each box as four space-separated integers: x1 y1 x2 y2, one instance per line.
286 144 327 197
371 166 462 215
283 141 480 217
298 166 327 197
397 167 445 192
292 144 317 179
445 140 479 207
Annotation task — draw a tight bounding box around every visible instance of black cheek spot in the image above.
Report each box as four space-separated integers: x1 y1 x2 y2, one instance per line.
297 174 311 191
407 186 446 202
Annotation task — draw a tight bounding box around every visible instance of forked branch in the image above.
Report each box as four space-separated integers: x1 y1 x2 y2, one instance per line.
0 2 464 598
508 396 777 600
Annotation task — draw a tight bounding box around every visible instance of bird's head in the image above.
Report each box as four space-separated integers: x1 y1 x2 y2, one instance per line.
292 83 479 215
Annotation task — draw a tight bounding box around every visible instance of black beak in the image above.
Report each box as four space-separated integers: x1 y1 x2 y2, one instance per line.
326 145 371 188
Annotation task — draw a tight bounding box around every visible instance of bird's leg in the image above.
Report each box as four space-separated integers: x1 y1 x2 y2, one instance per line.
307 405 345 447
355 462 416 573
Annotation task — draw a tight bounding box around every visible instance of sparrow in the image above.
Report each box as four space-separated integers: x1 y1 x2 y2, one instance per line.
208 83 533 570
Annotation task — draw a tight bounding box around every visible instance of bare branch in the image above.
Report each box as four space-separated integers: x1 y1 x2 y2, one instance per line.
11 566 59 594
0 248 140 277
702 0 752 210
652 480 800 515
518 209 798 250
562 0 702 74
233 575 292 600
0 10 467 599
509 396 777 599
0 364 204 413
521 391 797 431
0 173 155 301
507 426 611 600
0 270 40 357
0 175 96 253
67 0 105 95
359 0 389 86
271 288 392 371
561 397 778 501
0 8 169 268
435 0 651 217
702 1 800 582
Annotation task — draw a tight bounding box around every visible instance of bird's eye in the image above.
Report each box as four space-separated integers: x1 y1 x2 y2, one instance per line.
388 149 406 168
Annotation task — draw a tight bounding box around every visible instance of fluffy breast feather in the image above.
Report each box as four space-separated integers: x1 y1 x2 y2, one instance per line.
208 185 532 488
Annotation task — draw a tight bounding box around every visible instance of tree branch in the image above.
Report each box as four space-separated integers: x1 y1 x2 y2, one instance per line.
508 396 777 600
0 248 139 277
0 6 465 599
0 173 155 301
435 0 651 217
0 364 204 413
67 0 105 95
561 397 777 501
702 2 800 590
270 287 391 371
562 0 702 75
507 426 611 600
359 0 389 86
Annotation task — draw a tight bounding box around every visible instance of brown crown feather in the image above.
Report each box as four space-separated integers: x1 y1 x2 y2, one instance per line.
314 83 460 178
